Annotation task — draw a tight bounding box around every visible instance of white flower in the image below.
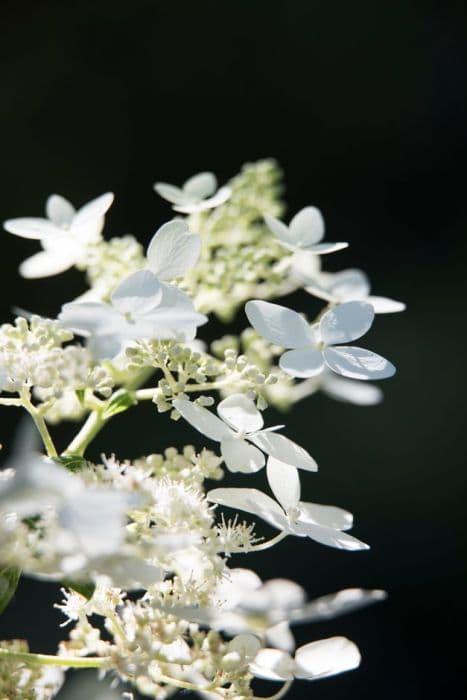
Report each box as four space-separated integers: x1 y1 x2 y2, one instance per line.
173 393 317 473
154 171 231 214
245 299 396 380
161 566 384 652
145 219 202 280
4 193 114 278
264 206 348 255
250 636 361 682
208 457 368 551
0 452 134 567
304 268 406 313
59 269 207 359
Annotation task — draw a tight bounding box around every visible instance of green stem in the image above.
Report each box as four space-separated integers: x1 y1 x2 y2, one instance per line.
20 390 57 458
0 648 107 669
63 409 107 457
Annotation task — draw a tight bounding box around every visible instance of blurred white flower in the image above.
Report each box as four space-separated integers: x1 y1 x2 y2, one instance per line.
4 193 114 278
154 171 231 213
264 206 347 255
304 267 406 313
59 269 207 359
173 393 317 473
208 457 368 551
246 299 395 380
161 565 385 652
250 636 361 682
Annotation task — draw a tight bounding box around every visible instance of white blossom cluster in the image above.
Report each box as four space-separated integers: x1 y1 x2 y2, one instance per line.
0 161 404 699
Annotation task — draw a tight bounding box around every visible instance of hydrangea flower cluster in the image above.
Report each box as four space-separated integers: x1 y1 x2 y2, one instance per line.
0 160 404 699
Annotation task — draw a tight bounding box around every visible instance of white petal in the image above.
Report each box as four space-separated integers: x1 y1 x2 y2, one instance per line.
4 217 59 239
19 250 75 278
308 241 348 254
324 346 396 380
298 502 353 530
245 300 313 349
59 302 122 336
250 648 295 681
259 579 306 611
367 295 406 313
266 457 300 512
221 435 265 473
217 393 263 433
46 195 75 226
207 488 288 531
295 522 369 551
290 206 325 247
304 283 335 303
279 348 324 378
111 270 162 315
146 220 201 280
265 622 296 653
154 182 187 205
251 431 317 472
173 398 228 442
294 637 361 680
263 214 295 246
59 490 129 558
183 171 217 199
291 588 387 625
321 373 383 405
89 334 124 360
228 634 262 663
173 186 231 214
320 301 375 345
72 192 114 227
329 268 370 301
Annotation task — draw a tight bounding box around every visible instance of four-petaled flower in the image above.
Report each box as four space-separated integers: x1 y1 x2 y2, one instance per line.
154 171 231 214
208 457 368 550
304 267 406 314
264 206 348 255
4 193 114 278
173 393 317 473
246 299 396 380
59 269 207 359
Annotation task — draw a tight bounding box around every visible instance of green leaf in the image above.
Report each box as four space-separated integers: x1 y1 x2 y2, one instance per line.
102 390 136 420
0 566 21 615
62 579 95 600
54 455 87 473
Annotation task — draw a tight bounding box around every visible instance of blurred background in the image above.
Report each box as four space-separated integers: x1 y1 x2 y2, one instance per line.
0 1 466 698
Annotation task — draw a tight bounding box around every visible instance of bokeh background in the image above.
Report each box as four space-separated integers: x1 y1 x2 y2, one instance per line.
1 1 466 698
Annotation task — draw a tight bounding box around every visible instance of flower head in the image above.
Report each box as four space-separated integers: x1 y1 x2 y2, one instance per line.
173 393 317 473
59 269 207 359
208 457 368 551
304 267 406 314
245 299 396 380
154 171 231 214
4 193 114 277
264 206 348 255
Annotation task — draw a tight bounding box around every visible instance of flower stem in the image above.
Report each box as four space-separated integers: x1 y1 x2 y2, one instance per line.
0 647 107 668
247 531 288 551
63 409 107 457
20 390 57 458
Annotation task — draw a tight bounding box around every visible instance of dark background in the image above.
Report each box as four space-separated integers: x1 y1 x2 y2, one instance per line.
1 1 466 698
